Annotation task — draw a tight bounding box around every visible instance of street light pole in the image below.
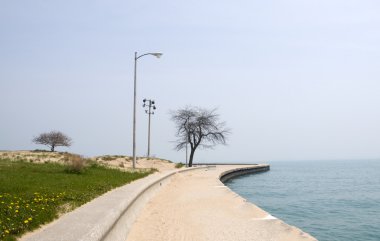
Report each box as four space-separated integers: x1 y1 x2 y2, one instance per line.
132 52 162 169
143 99 156 158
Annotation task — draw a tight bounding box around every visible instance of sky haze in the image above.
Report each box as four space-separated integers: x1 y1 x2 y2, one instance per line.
1 0 380 163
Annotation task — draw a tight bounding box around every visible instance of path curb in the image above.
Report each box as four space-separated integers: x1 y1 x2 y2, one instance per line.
22 166 209 241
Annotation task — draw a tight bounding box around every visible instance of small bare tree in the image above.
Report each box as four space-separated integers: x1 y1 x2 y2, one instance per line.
171 106 230 167
32 131 72 152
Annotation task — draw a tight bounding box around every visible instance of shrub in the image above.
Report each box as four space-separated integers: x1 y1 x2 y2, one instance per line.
64 154 87 174
101 156 115 161
175 162 185 168
31 149 50 153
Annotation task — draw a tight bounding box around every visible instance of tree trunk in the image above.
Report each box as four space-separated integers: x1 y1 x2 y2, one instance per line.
51 145 55 152
188 148 195 167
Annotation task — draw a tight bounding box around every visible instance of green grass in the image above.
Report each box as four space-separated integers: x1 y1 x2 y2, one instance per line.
0 158 154 241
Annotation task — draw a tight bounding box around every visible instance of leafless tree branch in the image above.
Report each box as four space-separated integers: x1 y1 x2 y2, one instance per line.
32 131 72 152
170 106 230 167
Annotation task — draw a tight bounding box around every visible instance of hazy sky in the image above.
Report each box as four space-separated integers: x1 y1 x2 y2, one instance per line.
1 0 380 163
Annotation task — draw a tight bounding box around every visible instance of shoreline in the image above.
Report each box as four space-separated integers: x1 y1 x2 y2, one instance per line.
219 164 270 182
127 164 317 241
20 164 317 241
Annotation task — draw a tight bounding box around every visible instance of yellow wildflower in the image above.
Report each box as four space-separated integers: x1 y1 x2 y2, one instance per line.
5 230 9 234
24 220 29 224
28 217 33 221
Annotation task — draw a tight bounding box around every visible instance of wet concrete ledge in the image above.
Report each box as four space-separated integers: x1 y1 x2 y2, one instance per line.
219 164 270 183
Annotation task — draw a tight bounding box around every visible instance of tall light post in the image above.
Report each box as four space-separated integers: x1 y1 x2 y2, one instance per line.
133 52 162 169
143 99 156 158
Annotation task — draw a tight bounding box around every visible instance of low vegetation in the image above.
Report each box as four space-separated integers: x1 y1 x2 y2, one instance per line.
63 153 88 174
175 162 185 168
96 155 131 162
0 158 155 241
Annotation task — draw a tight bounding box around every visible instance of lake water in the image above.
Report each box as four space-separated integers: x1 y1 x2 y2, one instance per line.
224 160 380 241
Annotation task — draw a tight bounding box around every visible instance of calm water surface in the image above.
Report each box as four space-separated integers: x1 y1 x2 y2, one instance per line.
225 160 380 241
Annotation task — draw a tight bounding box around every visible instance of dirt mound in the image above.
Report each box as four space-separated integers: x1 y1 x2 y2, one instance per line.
0 151 177 172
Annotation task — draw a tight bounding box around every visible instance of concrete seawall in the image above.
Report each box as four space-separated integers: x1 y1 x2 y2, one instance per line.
22 164 317 241
219 164 270 182
126 164 318 241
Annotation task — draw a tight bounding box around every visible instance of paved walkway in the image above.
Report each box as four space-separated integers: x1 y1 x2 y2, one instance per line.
126 165 317 241
20 170 179 241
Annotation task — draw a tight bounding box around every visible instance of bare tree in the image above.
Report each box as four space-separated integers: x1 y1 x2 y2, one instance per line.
171 106 230 167
32 131 72 152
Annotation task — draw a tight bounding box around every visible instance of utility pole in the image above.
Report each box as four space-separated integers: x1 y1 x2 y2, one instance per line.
132 52 162 168
143 99 156 158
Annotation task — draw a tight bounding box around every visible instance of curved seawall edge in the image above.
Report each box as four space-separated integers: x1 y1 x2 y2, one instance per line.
219 164 270 183
219 164 318 241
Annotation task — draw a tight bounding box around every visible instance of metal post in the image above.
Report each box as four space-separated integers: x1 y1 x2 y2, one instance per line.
147 103 151 157
132 52 137 169
132 52 162 168
143 99 156 158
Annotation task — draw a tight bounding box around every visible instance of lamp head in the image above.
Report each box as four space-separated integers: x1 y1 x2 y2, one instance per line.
150 53 163 58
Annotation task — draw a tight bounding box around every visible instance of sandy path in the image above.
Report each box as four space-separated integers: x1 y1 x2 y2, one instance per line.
126 166 317 241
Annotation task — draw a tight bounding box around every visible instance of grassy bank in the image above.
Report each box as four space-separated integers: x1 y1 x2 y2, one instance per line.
0 158 154 241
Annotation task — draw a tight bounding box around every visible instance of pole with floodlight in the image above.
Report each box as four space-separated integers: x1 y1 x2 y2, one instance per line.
143 99 156 158
132 52 162 168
